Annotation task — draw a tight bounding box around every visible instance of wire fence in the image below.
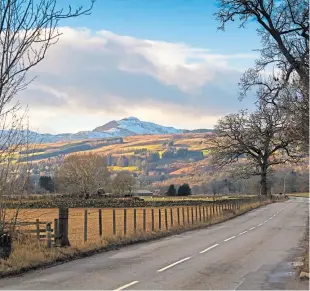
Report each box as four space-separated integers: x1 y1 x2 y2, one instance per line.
7 195 282 247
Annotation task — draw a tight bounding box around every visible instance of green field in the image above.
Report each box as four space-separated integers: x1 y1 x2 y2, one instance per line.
287 193 309 198
108 166 139 172
141 195 255 202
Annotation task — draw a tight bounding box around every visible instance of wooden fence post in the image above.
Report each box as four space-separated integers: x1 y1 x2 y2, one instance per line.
195 206 198 222
199 206 202 222
143 209 146 232
177 208 180 225
36 219 40 242
203 206 206 222
170 208 173 227
159 209 161 230
182 208 185 225
165 208 168 230
54 218 59 246
84 209 88 243
187 207 190 224
191 207 194 224
134 209 137 233
99 209 103 238
113 209 116 235
46 222 52 249
58 208 70 246
151 209 154 231
124 209 127 235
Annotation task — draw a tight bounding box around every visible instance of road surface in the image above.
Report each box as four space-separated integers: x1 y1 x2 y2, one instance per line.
0 198 308 290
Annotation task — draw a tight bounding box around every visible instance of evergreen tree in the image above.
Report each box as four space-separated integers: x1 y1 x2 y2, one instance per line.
166 184 177 196
177 183 191 196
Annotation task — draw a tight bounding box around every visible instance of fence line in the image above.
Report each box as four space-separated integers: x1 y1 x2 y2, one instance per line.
13 196 286 247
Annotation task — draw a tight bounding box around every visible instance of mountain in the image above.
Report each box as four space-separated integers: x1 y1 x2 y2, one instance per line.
93 117 182 136
0 117 212 144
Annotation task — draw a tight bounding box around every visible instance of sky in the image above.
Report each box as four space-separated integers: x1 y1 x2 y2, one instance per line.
19 0 261 134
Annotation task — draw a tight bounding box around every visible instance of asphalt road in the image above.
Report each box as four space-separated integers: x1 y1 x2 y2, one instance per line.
0 198 308 290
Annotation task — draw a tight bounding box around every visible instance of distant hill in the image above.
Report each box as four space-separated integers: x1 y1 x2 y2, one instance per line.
0 117 213 144
93 117 182 136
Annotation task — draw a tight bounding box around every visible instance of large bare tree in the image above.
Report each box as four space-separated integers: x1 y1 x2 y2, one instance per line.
211 100 302 196
112 172 136 195
215 0 309 147
57 153 111 198
0 0 94 240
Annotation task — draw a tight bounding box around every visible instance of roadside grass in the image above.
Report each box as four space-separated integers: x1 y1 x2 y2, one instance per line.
299 216 309 277
0 200 271 278
287 193 309 198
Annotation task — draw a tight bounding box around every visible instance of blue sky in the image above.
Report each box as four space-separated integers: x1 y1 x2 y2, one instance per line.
23 0 260 134
64 0 259 54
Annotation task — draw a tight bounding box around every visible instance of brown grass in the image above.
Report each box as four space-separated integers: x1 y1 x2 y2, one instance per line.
9 201 265 247
300 217 309 275
0 200 270 278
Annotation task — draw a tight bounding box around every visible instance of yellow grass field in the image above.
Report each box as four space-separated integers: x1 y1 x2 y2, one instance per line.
6 201 260 247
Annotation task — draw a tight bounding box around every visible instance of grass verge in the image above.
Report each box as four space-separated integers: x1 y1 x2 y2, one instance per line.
0 201 271 278
298 215 309 279
288 193 310 198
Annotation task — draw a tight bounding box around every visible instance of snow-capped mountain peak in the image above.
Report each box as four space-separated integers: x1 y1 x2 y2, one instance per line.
1 117 214 145
93 117 182 136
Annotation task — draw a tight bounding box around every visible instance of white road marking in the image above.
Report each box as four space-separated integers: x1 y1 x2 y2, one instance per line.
238 231 248 235
224 236 235 242
269 217 273 220
114 281 139 291
249 227 256 230
264 220 269 223
257 223 263 226
200 244 219 254
157 257 191 272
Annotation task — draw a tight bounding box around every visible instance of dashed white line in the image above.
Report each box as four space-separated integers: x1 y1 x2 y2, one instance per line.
264 220 269 223
249 227 256 230
224 236 235 242
238 231 248 235
157 257 191 272
200 244 219 254
114 281 139 291
257 223 263 226
269 217 273 220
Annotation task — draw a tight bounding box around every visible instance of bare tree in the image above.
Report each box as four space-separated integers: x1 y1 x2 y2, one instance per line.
112 172 136 195
0 1 95 257
57 153 110 198
210 100 302 196
215 0 309 147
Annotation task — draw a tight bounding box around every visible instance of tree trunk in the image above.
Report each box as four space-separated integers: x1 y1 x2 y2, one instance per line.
260 172 268 196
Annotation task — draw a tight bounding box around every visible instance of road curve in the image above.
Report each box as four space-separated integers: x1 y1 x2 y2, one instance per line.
0 198 308 290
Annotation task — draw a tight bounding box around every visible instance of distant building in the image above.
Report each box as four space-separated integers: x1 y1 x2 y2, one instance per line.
133 189 153 196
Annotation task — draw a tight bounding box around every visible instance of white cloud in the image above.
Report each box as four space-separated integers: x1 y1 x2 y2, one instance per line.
19 27 257 133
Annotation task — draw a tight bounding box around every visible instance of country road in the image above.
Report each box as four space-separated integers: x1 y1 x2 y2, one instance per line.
0 198 308 290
